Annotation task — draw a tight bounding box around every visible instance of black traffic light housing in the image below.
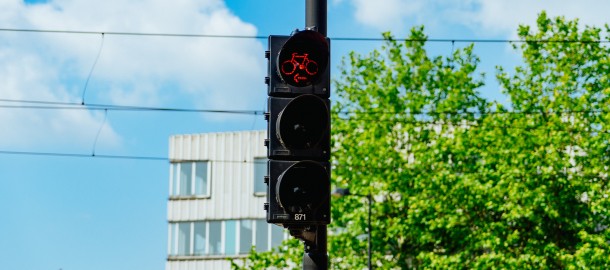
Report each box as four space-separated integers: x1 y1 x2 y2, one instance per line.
267 95 330 160
267 31 330 97
265 29 331 228
266 160 330 224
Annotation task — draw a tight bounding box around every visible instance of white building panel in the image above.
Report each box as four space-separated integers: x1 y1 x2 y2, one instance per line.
166 131 278 270
168 131 267 221
166 259 236 270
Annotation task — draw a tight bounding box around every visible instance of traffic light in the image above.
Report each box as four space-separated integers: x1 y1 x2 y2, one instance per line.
264 30 331 227
267 30 330 97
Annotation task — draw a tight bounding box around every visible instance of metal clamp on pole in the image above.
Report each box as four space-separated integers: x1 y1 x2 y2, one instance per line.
302 225 328 270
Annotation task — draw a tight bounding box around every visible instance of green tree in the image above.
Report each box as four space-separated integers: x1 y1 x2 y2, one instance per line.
234 12 610 269
488 13 610 268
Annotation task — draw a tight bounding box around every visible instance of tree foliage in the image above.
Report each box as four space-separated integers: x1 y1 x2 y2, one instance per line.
234 12 610 269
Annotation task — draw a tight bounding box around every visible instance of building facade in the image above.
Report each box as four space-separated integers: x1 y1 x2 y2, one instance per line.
166 130 286 270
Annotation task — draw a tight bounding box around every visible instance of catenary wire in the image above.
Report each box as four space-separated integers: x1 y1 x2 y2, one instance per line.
82 33 105 104
0 150 167 161
1 148 608 183
1 98 610 116
0 150 272 163
91 109 108 156
0 98 264 115
0 28 268 39
0 29 606 170
1 28 609 43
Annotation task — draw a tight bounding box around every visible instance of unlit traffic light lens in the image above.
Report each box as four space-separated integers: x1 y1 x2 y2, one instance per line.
276 161 329 214
276 94 329 150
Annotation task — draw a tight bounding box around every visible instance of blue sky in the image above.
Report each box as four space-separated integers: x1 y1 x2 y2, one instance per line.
0 0 609 269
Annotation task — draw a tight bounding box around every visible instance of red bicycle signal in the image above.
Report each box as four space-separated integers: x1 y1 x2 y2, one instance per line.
281 53 319 84
276 30 329 87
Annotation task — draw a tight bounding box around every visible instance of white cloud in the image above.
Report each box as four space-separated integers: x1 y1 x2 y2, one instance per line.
17 0 264 108
461 0 610 37
351 0 423 32
0 0 264 149
346 0 610 37
0 48 120 150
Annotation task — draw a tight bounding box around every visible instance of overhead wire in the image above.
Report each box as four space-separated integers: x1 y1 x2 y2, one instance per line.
0 149 271 163
1 97 610 117
1 27 607 117
82 33 104 104
0 150 167 161
91 109 108 156
1 28 608 162
1 27 609 43
0 98 264 115
1 146 607 184
0 28 268 39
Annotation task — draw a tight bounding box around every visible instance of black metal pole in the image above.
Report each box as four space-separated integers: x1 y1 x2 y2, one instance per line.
302 1 328 270
368 193 372 270
306 0 327 36
303 225 328 269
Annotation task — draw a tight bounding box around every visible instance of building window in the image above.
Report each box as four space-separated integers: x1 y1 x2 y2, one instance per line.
255 219 269 252
239 220 253 254
170 161 211 198
193 222 206 255
209 221 222 255
253 157 267 195
225 220 237 255
177 222 191 256
168 219 286 258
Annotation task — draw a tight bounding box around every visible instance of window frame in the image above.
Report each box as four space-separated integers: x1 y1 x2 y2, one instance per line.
169 161 212 199
167 219 287 259
253 157 268 197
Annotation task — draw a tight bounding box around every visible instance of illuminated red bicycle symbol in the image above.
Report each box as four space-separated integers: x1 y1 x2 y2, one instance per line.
280 53 319 84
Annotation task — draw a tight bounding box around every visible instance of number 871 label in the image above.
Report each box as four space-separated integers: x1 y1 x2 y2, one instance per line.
294 214 306 221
